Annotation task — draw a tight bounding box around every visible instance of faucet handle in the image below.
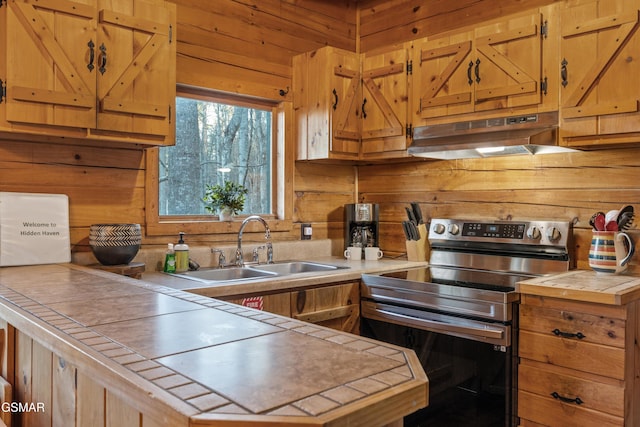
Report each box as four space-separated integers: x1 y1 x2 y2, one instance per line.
211 248 226 268
266 242 274 264
252 245 266 263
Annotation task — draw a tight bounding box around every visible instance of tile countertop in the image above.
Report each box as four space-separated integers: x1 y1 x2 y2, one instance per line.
517 269 640 305
144 256 429 298
0 263 428 427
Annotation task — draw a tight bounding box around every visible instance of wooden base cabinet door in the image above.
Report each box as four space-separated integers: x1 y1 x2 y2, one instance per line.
560 0 640 148
292 282 360 334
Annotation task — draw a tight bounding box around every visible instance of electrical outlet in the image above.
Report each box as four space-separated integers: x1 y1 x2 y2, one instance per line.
301 223 312 240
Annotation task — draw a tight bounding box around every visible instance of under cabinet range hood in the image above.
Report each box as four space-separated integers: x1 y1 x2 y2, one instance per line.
408 111 578 160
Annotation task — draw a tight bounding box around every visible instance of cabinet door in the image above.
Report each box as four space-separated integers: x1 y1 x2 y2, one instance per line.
291 282 360 334
328 49 361 157
96 0 175 140
360 45 409 158
560 0 640 147
5 0 97 129
414 11 545 121
473 11 543 113
297 46 360 160
413 31 475 119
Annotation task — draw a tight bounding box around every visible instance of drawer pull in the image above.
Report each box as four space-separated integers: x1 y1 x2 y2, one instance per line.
551 391 583 405
552 328 586 340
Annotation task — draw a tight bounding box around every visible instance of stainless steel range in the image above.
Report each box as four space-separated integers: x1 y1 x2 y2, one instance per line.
361 218 574 427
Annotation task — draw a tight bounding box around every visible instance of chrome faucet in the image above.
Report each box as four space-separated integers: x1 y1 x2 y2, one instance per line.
235 215 273 267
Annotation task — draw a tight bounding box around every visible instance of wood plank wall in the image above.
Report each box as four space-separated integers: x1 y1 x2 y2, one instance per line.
1 0 638 272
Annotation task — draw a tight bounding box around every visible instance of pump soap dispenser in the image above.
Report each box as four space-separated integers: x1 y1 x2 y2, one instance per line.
174 232 190 273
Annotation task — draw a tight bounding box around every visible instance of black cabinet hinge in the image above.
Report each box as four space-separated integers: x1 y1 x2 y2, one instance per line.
406 123 413 139
540 76 548 96
407 60 412 75
0 79 6 104
541 19 548 39
169 24 173 43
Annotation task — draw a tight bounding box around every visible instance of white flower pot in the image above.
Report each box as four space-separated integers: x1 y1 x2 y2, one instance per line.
219 208 234 221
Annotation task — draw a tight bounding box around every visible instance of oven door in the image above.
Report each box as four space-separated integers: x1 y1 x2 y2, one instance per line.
361 310 518 427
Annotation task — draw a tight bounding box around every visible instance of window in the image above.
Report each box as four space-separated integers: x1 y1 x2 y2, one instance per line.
159 89 273 216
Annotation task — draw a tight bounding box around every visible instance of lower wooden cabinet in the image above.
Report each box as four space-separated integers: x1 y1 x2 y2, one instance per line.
222 281 360 334
518 294 639 427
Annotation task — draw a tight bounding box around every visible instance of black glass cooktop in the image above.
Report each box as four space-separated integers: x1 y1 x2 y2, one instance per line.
379 266 534 293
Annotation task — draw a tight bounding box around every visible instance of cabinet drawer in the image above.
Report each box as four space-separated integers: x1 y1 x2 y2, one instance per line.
520 302 625 348
519 330 624 379
519 360 624 417
519 390 623 427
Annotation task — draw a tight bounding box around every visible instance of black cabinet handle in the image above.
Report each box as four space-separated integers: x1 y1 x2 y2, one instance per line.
99 43 107 75
362 98 367 119
87 40 95 72
332 89 338 110
561 58 568 87
474 59 481 83
467 61 474 85
551 391 583 405
552 328 586 340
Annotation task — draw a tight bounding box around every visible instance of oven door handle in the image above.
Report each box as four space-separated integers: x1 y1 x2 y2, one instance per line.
362 301 508 345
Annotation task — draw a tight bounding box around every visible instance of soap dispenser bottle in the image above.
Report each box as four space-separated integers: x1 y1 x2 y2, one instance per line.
174 232 190 273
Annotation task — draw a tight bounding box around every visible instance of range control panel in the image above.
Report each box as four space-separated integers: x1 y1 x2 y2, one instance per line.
462 222 526 239
429 218 573 247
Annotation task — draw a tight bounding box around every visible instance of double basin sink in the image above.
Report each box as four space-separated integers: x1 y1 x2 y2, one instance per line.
169 261 349 284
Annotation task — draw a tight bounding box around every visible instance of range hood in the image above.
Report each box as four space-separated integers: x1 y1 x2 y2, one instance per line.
408 112 578 160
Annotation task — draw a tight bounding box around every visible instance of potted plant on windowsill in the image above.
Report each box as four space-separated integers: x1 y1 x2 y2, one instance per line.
203 180 248 221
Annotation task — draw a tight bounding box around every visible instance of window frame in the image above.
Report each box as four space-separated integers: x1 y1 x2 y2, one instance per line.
145 85 293 237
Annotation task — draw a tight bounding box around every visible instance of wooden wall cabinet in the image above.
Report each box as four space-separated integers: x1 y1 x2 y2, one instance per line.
412 7 557 126
518 294 639 427
223 281 360 334
559 0 640 149
1 0 176 146
293 45 410 161
293 46 361 161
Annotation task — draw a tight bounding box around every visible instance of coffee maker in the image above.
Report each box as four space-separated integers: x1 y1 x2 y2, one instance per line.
345 203 379 250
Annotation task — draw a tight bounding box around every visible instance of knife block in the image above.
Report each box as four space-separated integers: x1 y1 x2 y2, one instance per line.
406 223 429 261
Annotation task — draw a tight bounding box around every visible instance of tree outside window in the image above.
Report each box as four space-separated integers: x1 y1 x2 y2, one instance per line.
159 94 272 216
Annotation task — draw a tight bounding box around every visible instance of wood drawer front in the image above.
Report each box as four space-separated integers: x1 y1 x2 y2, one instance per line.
519 330 625 380
520 303 625 348
519 361 624 417
519 390 623 427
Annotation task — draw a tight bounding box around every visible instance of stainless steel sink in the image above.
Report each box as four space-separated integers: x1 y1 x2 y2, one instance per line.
170 267 277 284
249 261 347 275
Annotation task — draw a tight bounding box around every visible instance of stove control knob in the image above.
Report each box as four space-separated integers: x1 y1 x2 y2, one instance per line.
526 226 541 240
448 224 460 235
546 227 562 242
433 223 446 234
